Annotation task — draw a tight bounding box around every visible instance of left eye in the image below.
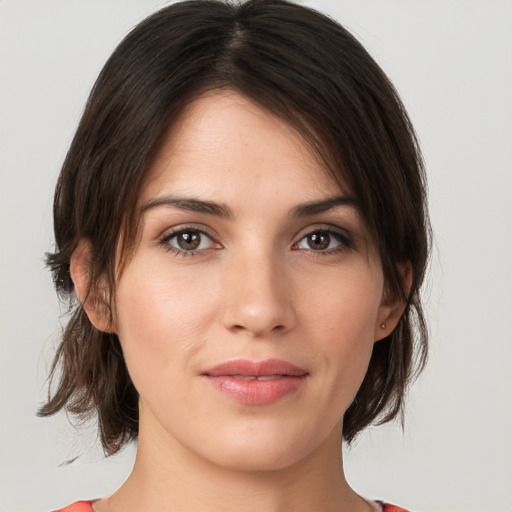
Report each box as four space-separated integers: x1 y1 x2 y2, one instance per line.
296 231 344 251
165 229 214 252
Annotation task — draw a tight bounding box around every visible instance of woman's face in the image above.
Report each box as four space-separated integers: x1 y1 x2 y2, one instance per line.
114 91 392 471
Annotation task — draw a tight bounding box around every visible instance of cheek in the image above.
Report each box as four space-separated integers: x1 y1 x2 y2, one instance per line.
309 269 383 396
312 266 383 342
114 260 218 391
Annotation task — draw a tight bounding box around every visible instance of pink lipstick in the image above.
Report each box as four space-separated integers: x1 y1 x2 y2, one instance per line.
201 359 308 405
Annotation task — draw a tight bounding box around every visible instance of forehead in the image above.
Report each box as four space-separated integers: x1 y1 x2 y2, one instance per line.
140 91 346 207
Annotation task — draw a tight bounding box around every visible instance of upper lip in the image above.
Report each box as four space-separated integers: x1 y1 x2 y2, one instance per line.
202 358 308 377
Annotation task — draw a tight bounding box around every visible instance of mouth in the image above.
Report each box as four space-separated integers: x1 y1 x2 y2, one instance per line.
201 359 309 405
222 375 289 380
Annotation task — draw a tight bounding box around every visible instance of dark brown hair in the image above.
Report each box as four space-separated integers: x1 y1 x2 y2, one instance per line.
39 0 430 455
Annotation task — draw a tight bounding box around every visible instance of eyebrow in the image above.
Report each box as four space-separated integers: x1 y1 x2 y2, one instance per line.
290 195 359 217
141 196 233 218
141 194 358 219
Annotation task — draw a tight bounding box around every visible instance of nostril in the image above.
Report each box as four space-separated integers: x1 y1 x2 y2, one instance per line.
222 298 295 336
230 323 285 334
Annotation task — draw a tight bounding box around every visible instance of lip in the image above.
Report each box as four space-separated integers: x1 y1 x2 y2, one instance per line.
201 358 309 405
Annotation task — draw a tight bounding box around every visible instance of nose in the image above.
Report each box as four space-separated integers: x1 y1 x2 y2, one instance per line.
221 249 296 337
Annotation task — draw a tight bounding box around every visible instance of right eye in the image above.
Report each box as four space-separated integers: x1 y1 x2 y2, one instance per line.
160 228 219 256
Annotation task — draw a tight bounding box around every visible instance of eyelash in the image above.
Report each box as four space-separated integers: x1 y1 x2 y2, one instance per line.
292 228 354 256
158 226 220 257
158 225 354 258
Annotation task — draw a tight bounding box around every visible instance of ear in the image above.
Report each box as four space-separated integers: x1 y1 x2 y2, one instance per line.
374 262 412 341
70 239 116 333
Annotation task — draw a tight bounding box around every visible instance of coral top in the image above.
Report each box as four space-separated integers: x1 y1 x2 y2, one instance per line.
55 503 94 512
55 500 409 511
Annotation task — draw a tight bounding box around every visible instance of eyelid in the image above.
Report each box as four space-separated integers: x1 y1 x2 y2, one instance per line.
292 224 355 251
158 224 223 255
158 222 220 242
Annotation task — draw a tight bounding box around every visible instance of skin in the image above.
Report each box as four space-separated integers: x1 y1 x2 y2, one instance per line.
72 91 405 512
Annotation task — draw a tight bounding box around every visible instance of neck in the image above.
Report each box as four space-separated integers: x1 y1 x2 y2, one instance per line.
97 415 369 512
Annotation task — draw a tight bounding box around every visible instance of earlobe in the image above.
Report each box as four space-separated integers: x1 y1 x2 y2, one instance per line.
374 262 412 341
70 240 116 333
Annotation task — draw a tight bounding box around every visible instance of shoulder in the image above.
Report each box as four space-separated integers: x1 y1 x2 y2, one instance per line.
380 502 410 512
54 501 94 512
54 499 408 512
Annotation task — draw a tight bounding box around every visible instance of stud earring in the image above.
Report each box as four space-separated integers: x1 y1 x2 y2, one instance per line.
380 323 386 329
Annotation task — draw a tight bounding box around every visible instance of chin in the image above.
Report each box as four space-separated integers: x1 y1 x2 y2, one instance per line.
209 443 305 473
194 420 335 473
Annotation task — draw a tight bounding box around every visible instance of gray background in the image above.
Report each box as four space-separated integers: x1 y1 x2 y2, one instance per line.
1 1 511 511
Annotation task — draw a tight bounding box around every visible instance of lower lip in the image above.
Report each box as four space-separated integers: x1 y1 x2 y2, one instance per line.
204 375 308 405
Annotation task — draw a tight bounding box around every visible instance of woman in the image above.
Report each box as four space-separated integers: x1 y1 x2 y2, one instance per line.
40 0 430 510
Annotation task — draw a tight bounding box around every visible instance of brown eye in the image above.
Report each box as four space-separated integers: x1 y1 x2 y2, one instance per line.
306 232 330 250
176 231 201 250
296 230 349 252
163 229 215 253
